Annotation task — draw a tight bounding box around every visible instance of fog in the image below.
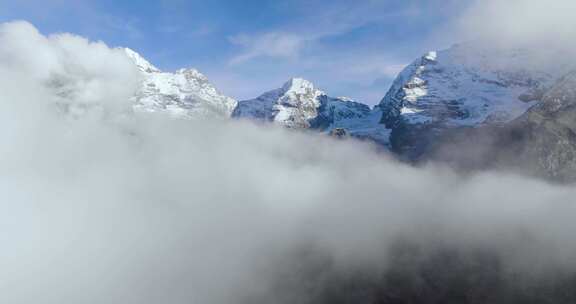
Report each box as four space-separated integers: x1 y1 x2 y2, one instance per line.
456 0 576 54
2 21 576 303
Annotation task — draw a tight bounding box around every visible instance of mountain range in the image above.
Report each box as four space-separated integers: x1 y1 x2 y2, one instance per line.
124 44 576 181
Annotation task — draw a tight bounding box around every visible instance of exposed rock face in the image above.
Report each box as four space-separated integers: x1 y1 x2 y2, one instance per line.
378 43 568 160
504 72 576 180
124 48 237 119
328 128 349 139
493 71 576 180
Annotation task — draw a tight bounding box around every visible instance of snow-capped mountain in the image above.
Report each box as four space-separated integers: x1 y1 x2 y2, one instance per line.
124 48 237 119
379 44 562 128
233 78 392 144
233 78 368 128
378 43 570 158
120 43 576 172
233 78 323 128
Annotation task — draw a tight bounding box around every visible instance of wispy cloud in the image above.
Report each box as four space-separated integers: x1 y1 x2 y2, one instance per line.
2 0 464 104
226 2 387 65
101 15 142 40
228 32 307 65
455 0 576 49
221 0 440 100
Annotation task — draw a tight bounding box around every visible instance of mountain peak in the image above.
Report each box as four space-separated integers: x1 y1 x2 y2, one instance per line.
123 48 237 118
423 51 437 62
281 78 318 94
123 48 160 73
233 77 384 136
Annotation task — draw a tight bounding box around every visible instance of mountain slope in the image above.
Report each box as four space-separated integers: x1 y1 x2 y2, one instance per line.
124 48 237 119
418 71 576 182
378 43 568 159
508 71 576 180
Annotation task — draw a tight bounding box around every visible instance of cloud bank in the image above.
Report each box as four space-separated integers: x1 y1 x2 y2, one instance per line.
2 21 576 303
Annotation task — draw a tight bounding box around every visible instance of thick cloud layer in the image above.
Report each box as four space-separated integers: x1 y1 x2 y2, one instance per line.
1 21 576 303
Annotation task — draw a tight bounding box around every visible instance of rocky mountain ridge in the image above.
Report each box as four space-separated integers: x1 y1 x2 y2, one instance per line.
123 46 576 181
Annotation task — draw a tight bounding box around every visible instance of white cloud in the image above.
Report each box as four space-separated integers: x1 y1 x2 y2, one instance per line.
225 1 406 65
97 14 144 40
456 0 576 49
0 20 140 112
228 32 307 65
3 20 576 304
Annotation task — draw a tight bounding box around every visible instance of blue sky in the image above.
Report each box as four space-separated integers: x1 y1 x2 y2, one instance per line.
0 0 472 104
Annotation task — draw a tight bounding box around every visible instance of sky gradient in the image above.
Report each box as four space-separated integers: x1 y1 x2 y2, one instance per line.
0 0 472 104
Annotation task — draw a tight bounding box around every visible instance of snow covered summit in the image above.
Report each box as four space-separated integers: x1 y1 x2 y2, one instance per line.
377 42 571 157
378 44 564 129
124 48 237 119
233 78 325 128
233 78 372 129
